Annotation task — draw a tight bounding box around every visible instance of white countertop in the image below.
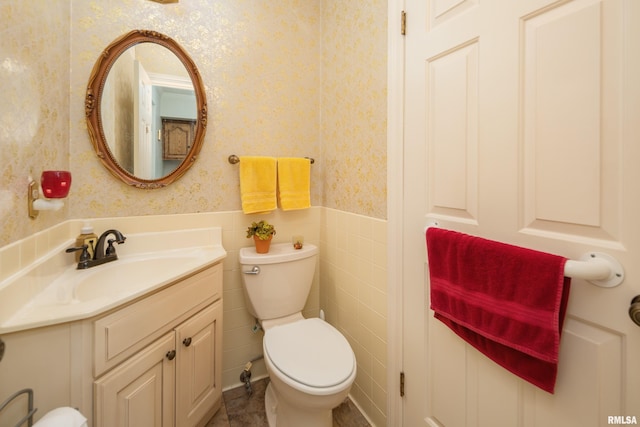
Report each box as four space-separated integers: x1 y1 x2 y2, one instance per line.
0 227 226 335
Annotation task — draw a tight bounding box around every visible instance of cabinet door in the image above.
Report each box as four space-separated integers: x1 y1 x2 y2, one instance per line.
162 118 195 160
94 332 176 427
175 301 223 427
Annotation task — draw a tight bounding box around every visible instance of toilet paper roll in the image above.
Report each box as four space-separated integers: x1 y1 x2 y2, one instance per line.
33 407 87 427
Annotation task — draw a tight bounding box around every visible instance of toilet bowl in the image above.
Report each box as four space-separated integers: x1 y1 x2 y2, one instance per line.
263 317 356 427
239 243 357 427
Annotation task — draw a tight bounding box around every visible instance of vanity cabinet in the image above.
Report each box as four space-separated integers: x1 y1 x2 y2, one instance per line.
92 263 223 427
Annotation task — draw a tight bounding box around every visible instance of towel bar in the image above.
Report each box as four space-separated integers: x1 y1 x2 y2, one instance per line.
564 252 624 288
424 223 625 288
228 154 314 164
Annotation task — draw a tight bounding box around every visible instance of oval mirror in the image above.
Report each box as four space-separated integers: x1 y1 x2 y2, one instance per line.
85 30 207 188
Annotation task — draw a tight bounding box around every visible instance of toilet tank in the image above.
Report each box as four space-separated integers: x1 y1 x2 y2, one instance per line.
239 243 318 321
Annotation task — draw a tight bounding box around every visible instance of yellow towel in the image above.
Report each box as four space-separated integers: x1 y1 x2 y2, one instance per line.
277 157 311 210
239 156 278 214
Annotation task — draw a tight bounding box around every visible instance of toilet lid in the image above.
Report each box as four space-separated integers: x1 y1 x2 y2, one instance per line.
264 318 355 388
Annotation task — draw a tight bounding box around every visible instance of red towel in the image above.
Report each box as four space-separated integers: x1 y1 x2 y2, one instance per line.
426 228 571 393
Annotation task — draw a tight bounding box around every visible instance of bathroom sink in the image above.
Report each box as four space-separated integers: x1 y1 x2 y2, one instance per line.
0 227 226 334
73 248 213 302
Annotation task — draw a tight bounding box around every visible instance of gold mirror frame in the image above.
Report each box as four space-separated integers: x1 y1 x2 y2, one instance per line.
85 30 207 189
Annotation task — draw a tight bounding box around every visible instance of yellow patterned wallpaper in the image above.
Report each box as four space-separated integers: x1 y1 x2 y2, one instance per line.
321 0 388 219
1 0 387 249
0 0 70 248
69 0 322 219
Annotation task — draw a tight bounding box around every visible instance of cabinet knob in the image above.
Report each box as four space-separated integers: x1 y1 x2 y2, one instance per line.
166 350 176 361
183 337 192 347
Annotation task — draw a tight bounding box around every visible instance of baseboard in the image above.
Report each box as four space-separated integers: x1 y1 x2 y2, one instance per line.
347 393 377 427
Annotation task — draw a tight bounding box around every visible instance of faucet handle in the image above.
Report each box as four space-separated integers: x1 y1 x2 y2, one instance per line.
66 245 91 264
106 239 118 257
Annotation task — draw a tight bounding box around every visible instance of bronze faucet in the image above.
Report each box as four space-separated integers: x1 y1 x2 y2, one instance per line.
66 229 126 269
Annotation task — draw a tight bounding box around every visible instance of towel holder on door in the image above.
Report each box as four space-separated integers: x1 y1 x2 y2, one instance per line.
424 222 625 288
564 252 624 288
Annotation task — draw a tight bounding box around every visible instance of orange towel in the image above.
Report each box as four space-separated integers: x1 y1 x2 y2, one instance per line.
277 157 311 210
239 156 277 214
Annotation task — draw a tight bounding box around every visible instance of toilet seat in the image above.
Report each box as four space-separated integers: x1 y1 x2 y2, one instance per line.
264 318 355 388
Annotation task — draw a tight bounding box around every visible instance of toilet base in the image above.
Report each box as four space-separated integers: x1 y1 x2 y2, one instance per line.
264 382 333 427
265 382 277 427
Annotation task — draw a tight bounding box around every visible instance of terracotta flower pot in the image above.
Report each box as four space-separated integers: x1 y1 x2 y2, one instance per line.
254 235 273 254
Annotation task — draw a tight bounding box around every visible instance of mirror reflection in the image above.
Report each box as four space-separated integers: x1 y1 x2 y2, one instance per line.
101 43 196 180
85 30 207 188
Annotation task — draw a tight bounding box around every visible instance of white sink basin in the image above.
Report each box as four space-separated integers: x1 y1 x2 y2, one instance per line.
72 248 215 302
0 227 226 334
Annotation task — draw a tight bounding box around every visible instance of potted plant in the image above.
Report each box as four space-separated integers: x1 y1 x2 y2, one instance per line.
246 220 276 253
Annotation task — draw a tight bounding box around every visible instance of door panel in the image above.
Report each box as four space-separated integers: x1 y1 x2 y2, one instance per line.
526 318 624 424
94 332 175 427
175 302 222 427
521 0 623 239
402 0 640 425
427 40 478 221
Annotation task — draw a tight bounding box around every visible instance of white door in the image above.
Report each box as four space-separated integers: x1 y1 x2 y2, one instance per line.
134 59 154 179
401 0 640 426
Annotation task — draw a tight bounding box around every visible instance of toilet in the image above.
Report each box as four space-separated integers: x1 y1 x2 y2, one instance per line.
239 243 356 427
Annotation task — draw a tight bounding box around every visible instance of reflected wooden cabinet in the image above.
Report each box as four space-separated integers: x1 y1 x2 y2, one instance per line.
162 118 196 160
93 264 223 427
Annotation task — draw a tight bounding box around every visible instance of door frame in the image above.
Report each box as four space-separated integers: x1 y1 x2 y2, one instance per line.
387 0 405 426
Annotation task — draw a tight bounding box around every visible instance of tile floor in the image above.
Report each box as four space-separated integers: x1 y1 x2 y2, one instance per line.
207 378 371 427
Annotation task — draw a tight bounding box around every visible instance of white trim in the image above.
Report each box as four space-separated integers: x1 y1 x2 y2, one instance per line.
347 393 377 427
147 72 193 90
387 0 405 425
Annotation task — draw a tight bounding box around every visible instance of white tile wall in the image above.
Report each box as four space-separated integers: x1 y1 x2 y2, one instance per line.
320 208 387 427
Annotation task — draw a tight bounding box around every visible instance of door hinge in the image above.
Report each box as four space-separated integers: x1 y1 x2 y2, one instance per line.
400 371 405 397
401 11 406 35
